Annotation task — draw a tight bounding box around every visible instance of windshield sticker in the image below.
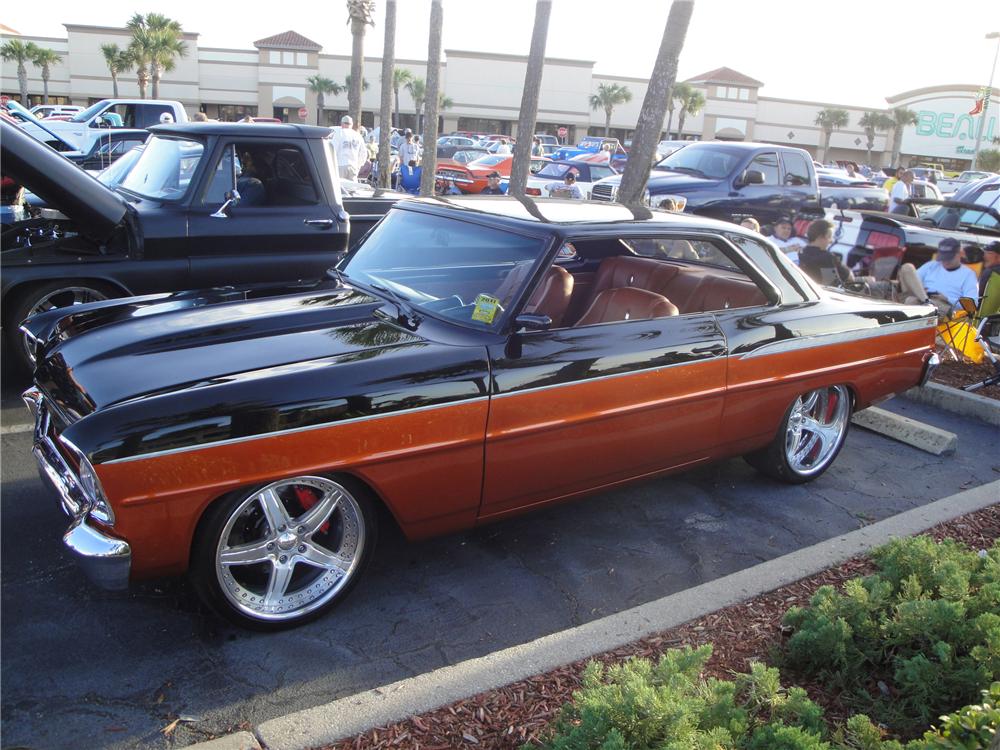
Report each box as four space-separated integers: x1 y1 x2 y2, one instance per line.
471 294 501 324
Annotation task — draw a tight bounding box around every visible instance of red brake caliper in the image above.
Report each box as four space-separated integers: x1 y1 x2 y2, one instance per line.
294 486 331 533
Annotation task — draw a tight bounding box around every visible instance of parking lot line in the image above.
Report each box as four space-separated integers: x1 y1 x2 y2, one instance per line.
1 423 33 435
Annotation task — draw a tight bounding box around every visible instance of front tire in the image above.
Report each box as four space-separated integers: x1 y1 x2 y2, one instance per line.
744 385 852 484
191 475 377 630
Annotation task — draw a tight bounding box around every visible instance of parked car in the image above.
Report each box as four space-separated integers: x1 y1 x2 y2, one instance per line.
656 139 689 159
818 171 889 211
436 153 548 193
534 133 559 146
552 136 628 169
18 99 189 153
436 135 478 159
31 104 83 119
524 159 618 199
937 170 996 197
1 120 400 369
592 141 822 227
62 129 149 171
21 196 938 629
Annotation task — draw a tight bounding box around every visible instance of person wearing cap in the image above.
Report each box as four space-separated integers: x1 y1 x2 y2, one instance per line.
546 170 583 199
914 238 978 315
980 241 1000 297
332 115 366 181
770 216 807 263
481 171 505 195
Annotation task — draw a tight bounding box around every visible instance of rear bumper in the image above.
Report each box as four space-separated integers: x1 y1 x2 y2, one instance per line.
24 387 132 591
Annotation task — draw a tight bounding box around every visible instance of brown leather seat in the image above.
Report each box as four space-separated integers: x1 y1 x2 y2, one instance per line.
581 257 680 313
683 275 768 312
522 265 574 327
576 287 678 326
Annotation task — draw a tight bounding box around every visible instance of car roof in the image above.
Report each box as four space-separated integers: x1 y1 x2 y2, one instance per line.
149 123 333 139
399 195 755 234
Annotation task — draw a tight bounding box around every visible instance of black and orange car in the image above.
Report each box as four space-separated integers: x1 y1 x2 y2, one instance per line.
437 153 548 193
23 197 939 629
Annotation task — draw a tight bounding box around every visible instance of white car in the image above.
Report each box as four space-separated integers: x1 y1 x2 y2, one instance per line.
524 160 618 199
30 104 83 119
19 99 188 152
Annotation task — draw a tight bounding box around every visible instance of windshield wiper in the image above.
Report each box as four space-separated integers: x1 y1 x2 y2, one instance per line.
370 282 422 330
669 166 708 177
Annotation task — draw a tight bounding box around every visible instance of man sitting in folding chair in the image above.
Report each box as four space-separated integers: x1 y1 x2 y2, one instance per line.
904 237 979 316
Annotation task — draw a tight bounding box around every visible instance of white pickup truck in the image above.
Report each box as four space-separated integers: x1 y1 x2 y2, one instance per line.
19 99 188 153
937 170 997 197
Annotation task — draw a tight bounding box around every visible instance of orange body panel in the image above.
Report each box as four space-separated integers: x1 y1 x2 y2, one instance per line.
97 400 488 577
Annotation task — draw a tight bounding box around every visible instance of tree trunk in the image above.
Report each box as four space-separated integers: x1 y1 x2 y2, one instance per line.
665 94 674 138
137 66 148 99
509 0 551 197
152 67 160 100
42 70 50 105
677 110 687 141
891 127 903 167
605 107 612 137
378 0 397 189
17 63 28 105
419 0 444 197
316 92 324 125
618 0 694 205
111 71 119 99
349 18 365 128
393 87 400 128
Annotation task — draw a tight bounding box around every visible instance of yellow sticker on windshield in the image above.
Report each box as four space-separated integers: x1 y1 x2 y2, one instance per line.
472 294 501 324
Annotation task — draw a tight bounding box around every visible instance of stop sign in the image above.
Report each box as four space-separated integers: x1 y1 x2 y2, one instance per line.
0 95 9 105
557 126 568 137
298 106 308 119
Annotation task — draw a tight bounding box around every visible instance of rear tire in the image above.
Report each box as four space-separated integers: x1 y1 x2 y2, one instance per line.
744 384 852 484
190 474 377 631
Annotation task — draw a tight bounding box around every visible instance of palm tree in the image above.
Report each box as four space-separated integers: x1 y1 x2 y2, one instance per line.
665 81 692 138
406 77 426 132
126 15 152 99
30 47 61 105
419 0 444 196
889 107 918 167
346 0 376 128
344 74 369 92
618 0 695 205
1 39 40 104
589 83 632 137
378 0 397 188
858 111 894 167
307 75 343 125
128 13 184 99
101 43 134 99
814 107 849 163
675 87 705 140
438 92 453 111
390 67 413 128
510 0 552 196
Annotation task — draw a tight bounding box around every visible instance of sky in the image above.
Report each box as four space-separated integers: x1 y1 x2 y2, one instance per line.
5 0 1000 109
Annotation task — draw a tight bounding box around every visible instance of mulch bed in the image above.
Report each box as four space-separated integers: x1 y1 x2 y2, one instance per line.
930 346 1000 400
322 505 1000 750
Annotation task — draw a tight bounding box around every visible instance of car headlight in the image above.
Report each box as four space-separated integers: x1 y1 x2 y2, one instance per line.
62 438 115 525
651 194 688 211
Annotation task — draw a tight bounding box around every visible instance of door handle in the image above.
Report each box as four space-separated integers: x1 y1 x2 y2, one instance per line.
692 344 726 356
304 219 335 229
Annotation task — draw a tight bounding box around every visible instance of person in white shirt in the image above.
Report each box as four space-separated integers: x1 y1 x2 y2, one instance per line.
770 216 807 264
332 115 366 181
496 138 512 155
889 169 913 214
913 237 979 316
399 133 419 167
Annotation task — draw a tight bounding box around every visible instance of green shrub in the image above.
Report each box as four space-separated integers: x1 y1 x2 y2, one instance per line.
782 536 1000 734
911 681 1000 749
530 645 834 750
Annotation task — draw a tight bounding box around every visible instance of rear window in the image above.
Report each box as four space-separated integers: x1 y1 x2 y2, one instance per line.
727 232 814 303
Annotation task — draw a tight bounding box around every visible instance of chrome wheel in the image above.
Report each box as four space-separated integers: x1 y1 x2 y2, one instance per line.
783 385 851 477
214 476 366 623
17 284 111 365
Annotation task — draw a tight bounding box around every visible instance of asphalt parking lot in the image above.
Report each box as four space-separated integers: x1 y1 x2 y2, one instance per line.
2 365 998 750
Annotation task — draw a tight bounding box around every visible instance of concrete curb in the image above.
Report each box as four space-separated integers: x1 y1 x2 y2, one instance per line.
187 732 261 750
851 407 957 456
193 480 1000 750
903 382 1000 427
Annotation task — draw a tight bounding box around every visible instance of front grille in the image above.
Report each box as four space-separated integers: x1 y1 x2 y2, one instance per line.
26 391 90 519
592 183 616 202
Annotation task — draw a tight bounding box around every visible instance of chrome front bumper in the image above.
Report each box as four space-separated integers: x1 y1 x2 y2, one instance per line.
23 388 131 591
919 351 941 387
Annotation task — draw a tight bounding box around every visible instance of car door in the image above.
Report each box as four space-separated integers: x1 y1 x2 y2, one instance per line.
729 151 785 226
779 150 820 219
480 241 728 521
186 138 347 287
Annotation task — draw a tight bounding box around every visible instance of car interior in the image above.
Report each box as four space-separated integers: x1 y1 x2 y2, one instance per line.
204 142 319 208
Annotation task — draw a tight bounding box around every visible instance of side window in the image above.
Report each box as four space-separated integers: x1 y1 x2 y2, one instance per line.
589 165 615 181
727 233 814 303
627 238 742 271
141 104 173 128
201 142 319 208
780 151 811 187
107 103 137 128
749 152 780 185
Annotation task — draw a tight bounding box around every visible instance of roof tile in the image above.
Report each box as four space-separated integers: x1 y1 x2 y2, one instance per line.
253 30 322 51
683 66 763 87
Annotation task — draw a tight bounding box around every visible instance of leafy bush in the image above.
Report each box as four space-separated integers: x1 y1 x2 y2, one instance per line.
913 681 1000 750
782 536 1000 734
530 645 838 749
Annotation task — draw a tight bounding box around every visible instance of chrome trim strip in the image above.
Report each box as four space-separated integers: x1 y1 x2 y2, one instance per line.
102 395 491 465
738 317 936 360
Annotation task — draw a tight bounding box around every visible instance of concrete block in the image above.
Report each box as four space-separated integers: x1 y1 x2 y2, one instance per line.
851 407 957 456
185 731 261 750
903 382 1000 427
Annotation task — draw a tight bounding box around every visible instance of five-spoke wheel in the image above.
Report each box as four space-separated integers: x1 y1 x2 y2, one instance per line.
745 384 852 483
192 476 376 629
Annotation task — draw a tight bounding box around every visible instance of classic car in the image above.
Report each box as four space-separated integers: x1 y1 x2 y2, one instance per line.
552 136 628 169
435 154 548 194
1 120 401 370
436 135 479 159
21 196 939 629
524 159 619 199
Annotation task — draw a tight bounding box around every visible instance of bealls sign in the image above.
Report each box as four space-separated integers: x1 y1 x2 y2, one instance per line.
899 94 997 160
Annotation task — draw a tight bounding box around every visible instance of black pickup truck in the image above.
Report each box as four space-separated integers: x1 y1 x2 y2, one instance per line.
591 141 821 226
1 121 401 369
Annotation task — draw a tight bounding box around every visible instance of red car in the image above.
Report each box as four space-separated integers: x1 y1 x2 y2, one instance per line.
437 154 548 194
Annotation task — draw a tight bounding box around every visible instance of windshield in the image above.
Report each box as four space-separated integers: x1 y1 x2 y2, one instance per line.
924 184 1000 231
119 136 205 200
654 144 742 179
342 211 547 330
469 155 507 168
70 101 108 123
98 146 143 188
534 162 577 179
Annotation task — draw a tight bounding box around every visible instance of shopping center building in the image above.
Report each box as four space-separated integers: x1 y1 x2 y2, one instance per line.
2 24 996 170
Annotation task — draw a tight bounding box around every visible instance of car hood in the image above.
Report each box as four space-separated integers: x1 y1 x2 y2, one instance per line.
1 120 131 243
27 283 425 418
596 169 718 191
